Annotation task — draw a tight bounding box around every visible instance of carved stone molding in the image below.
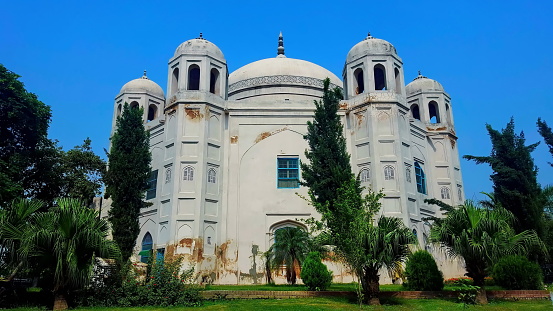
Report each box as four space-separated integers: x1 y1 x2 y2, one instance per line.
229 75 342 93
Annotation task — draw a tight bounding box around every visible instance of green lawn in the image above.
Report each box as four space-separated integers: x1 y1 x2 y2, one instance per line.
205 283 504 292
6 297 552 311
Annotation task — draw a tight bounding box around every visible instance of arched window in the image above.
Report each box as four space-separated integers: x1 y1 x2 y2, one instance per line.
183 166 194 181
209 68 220 95
165 168 171 184
441 186 451 199
188 65 200 90
171 67 179 96
360 168 370 183
412 229 418 238
354 68 364 94
414 162 427 194
410 104 421 120
405 166 412 183
428 101 441 123
117 104 122 117
384 165 395 180
130 101 139 110
394 68 401 94
147 104 157 122
374 64 387 90
207 168 216 183
140 232 153 263
457 184 463 201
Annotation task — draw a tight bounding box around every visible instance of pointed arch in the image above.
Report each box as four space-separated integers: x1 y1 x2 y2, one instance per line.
147 104 157 122
141 232 153 263
183 166 194 181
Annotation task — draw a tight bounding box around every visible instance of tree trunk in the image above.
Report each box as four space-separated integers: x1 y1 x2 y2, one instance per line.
363 267 381 305
53 293 68 311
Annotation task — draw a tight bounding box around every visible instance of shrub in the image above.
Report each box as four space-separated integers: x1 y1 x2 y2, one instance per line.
300 252 332 291
78 255 202 307
404 250 444 291
492 255 543 290
444 277 473 286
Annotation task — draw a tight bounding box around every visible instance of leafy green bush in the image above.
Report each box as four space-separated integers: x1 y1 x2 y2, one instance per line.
300 252 332 291
404 250 444 291
492 255 543 290
78 255 202 307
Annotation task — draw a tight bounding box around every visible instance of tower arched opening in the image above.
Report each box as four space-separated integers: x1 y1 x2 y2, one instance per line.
354 68 364 94
394 68 401 94
130 101 139 110
188 65 200 90
147 104 157 122
171 67 179 96
410 104 421 121
428 101 440 123
374 64 387 90
210 68 220 95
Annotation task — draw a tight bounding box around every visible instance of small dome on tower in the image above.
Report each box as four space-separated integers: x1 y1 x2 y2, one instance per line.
119 71 165 98
173 33 225 60
406 72 444 95
346 33 398 63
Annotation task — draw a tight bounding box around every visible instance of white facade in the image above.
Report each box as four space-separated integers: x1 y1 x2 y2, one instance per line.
108 33 465 284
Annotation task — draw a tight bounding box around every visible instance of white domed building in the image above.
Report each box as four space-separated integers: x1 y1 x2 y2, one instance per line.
108 33 465 284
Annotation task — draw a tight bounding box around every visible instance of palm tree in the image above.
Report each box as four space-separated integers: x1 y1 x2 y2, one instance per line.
0 199 43 276
19 198 120 310
355 216 415 305
268 227 309 285
430 200 545 304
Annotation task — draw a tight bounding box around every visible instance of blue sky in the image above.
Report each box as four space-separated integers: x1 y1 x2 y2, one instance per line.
1 0 552 200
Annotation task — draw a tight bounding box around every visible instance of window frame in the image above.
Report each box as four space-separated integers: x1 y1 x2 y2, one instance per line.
183 166 194 181
384 165 395 180
277 157 300 189
359 167 370 183
207 168 216 184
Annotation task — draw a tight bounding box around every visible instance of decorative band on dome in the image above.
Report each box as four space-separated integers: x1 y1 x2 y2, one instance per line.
228 74 342 94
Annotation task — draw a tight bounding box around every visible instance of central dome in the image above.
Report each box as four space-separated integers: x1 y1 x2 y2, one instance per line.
228 57 342 101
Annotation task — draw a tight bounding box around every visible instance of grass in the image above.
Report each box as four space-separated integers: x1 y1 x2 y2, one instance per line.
205 283 505 292
6 297 552 310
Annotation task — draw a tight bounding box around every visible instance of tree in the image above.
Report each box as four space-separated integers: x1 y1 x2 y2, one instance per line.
105 103 151 262
404 250 444 291
19 198 120 310
267 227 310 285
0 64 57 206
464 119 544 237
537 118 553 167
301 78 414 305
60 138 106 206
301 78 356 212
430 201 545 304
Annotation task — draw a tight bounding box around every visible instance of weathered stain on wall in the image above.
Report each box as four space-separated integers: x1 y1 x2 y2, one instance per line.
254 127 288 143
185 108 204 120
230 136 238 144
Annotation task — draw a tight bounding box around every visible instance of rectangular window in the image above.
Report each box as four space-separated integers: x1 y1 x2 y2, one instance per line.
146 170 158 200
277 157 299 188
414 162 427 195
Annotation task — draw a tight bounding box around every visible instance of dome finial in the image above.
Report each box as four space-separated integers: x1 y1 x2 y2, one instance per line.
142 70 148 79
197 32 203 39
277 31 285 57
418 70 421 76
366 32 373 40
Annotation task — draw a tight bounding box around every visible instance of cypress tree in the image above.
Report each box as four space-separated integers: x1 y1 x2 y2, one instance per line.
301 78 358 212
105 103 151 262
464 118 543 237
537 118 553 167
